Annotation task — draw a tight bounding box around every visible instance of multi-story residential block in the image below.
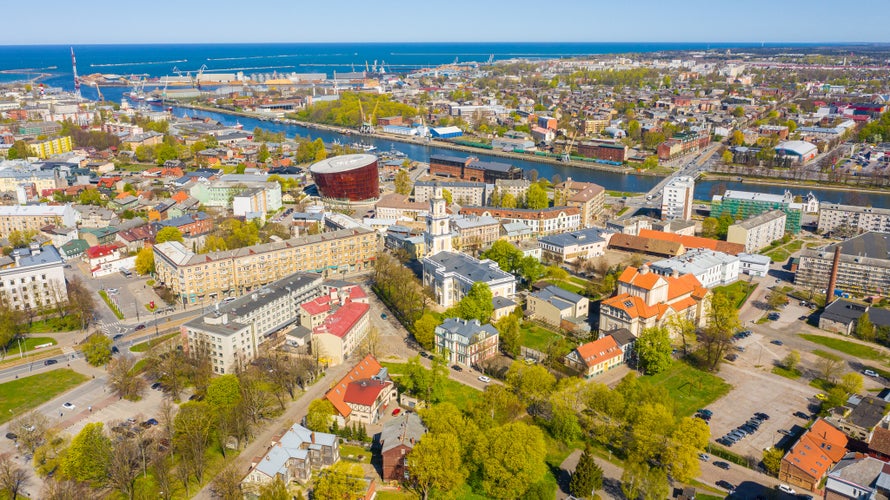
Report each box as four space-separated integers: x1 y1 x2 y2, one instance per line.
422 251 516 308
190 179 281 212
0 204 79 238
656 130 710 160
538 227 612 264
796 232 890 296
526 286 589 330
451 215 500 252
301 284 371 366
29 136 73 159
0 166 63 193
459 206 581 236
649 248 740 288
555 179 605 227
180 272 323 374
153 228 376 304
0 244 67 311
599 265 709 337
726 210 787 252
818 203 890 235
711 190 803 234
325 355 397 426
434 318 499 367
414 181 490 206
661 176 695 221
243 424 339 487
155 212 213 238
493 179 530 203
564 335 624 378
380 413 426 482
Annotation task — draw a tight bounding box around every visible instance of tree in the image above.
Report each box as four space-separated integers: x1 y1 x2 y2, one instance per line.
816 353 843 384
481 422 546 499
67 277 96 330
855 312 876 342
456 282 493 323
174 401 213 483
407 433 467 500
701 291 741 371
506 362 555 406
394 169 412 195
518 256 545 286
107 434 141 500
413 313 440 351
525 182 548 210
762 447 783 475
701 217 719 239
441 188 453 205
108 354 146 400
134 247 155 275
766 288 788 310
665 417 710 483
782 350 801 372
201 234 228 253
839 372 864 395
6 140 33 160
62 422 111 484
637 326 673 375
666 316 697 357
155 226 183 244
721 149 734 164
569 447 603 499
206 374 242 414
732 107 745 118
0 453 28 500
642 155 659 169
500 192 517 208
481 240 523 273
313 462 366 500
82 333 113 366
10 411 50 455
306 399 335 432
731 129 745 146
495 315 521 357
258 476 290 500
211 461 243 500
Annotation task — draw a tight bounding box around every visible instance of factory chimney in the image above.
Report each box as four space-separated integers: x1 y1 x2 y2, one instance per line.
825 246 842 305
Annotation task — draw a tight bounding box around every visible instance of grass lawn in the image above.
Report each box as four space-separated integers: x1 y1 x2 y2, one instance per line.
810 378 833 391
812 349 842 361
568 276 590 287
99 290 124 320
27 315 81 333
617 206 630 216
130 332 179 353
713 281 757 308
15 337 57 353
381 362 482 408
766 248 791 263
375 492 416 500
520 323 566 352
800 334 887 361
545 279 585 295
0 369 88 424
785 240 804 253
340 444 371 464
640 362 732 417
771 366 802 380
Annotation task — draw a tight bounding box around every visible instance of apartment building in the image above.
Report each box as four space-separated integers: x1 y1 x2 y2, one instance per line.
0 204 79 238
414 181 490 206
711 190 803 234
727 210 787 252
301 283 371 366
0 167 62 193
30 136 73 159
555 179 606 227
493 179 530 203
190 180 282 212
434 318 499 367
796 232 890 296
661 176 695 221
0 244 67 311
181 273 324 374
459 206 581 236
649 248 740 288
451 215 500 251
818 203 890 235
538 227 612 264
153 228 376 304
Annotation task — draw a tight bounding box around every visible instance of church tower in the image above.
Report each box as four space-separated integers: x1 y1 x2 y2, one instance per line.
425 184 452 255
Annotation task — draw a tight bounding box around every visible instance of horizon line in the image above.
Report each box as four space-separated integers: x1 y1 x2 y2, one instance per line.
0 40 887 48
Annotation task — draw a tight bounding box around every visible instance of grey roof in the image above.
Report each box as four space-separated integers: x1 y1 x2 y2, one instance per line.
650 248 739 278
415 180 486 188
828 232 890 261
10 245 62 267
452 215 499 230
606 328 636 348
492 296 516 310
380 412 426 454
437 317 498 342
538 227 609 248
820 300 890 329
846 396 889 430
733 209 786 229
255 423 337 479
425 251 514 284
829 453 887 490
531 285 584 308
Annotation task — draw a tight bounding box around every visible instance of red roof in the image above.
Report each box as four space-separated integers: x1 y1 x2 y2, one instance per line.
86 243 122 259
325 355 383 417
343 379 392 407
301 296 332 316
638 229 746 255
574 336 622 368
313 302 369 338
783 418 847 481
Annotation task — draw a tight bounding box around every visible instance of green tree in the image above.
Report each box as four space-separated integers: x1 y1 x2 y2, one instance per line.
134 247 155 275
721 149 734 164
82 333 113 366
664 416 710 482
701 290 741 371
701 217 719 239
637 326 673 375
518 256 545 286
482 422 546 499
155 226 184 244
506 362 555 405
313 462 365 500
481 240 522 273
731 129 745 146
61 422 111 484
306 399 335 432
783 350 801 372
767 288 788 310
762 447 784 475
525 182 548 210
257 143 270 163
456 282 493 323
501 192 517 209
495 315 521 357
201 235 228 254
855 312 876 341
258 476 290 500
6 141 33 160
839 372 864 395
206 374 242 413
627 119 641 140
407 433 467 500
78 189 104 206
642 155 659 169
569 447 603 499
413 313 440 351
394 169 412 195
442 188 453 205
732 107 745 118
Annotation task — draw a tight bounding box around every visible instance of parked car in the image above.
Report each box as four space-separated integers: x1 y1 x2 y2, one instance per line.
113 334 124 341
478 376 491 383
451 365 463 372
107 288 119 294
5 432 17 440
151 382 162 390
392 408 401 416
111 346 119 354
755 412 771 420
380 313 388 320
724 353 738 362
134 324 146 331
419 352 429 358
44 359 58 366
714 461 730 470
778 485 797 495
768 312 780 321
779 429 794 436
794 411 811 419
815 393 828 401
798 315 808 321
62 402 75 410
863 369 879 378
771 339 784 345
698 453 710 461
717 480 735 492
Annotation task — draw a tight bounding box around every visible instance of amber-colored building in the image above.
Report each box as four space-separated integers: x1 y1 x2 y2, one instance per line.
780 419 847 492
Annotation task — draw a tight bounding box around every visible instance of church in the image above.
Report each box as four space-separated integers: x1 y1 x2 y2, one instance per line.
421 184 517 308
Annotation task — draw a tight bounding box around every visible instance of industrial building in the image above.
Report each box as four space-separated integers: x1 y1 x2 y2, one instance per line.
775 140 818 163
429 154 522 183
309 154 380 202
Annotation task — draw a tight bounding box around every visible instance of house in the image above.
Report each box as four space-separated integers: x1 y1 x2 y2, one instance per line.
380 412 426 481
434 318 499 367
491 296 518 321
564 335 624 378
606 328 637 364
538 227 612 264
324 355 397 426
780 418 848 492
243 423 339 487
526 286 589 332
819 300 890 336
827 395 890 441
824 454 890 500
301 284 371 366
599 265 710 337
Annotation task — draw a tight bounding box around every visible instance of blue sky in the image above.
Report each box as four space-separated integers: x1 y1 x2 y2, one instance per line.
3 0 888 44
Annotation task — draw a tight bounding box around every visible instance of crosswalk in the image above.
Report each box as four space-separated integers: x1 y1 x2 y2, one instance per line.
97 320 124 335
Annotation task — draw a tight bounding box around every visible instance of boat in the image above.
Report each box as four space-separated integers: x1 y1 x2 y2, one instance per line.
351 142 377 152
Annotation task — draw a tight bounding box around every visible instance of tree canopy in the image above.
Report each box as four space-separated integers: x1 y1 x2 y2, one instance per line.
155 226 184 244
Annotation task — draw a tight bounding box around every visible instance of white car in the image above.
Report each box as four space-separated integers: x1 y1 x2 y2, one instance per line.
107 288 119 294
478 376 491 383
863 369 879 378
62 402 75 410
778 484 796 495
698 453 710 461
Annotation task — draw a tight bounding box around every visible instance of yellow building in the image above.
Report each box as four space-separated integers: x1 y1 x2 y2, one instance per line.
29 136 73 159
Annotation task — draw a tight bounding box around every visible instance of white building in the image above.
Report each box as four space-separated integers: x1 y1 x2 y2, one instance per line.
818 203 890 234
661 176 695 221
0 244 67 311
727 210 787 252
0 204 80 238
424 184 453 256
538 227 613 264
422 252 516 308
649 248 740 288
738 253 771 277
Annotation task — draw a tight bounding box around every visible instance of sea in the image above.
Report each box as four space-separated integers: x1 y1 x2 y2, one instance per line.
2 42 888 207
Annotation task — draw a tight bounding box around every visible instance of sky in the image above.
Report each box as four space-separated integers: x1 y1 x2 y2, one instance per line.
2 0 889 45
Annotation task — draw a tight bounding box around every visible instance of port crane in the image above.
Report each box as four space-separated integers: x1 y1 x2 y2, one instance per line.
193 64 207 90
561 130 577 163
93 82 104 102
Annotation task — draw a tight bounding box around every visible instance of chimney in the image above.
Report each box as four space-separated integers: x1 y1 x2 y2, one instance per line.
640 264 650 275
826 246 841 305
311 432 316 444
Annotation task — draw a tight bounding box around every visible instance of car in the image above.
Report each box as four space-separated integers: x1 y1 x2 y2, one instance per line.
380 313 387 320
697 409 713 417
391 408 401 416
419 352 429 358
151 382 162 390
112 334 124 341
134 324 146 331
717 437 733 446
724 353 738 362
815 393 828 401
863 369 879 378
717 480 735 492
5 432 17 440
44 359 58 366
222 297 236 303
714 461 730 470
768 312 780 321
111 346 119 354
794 411 810 419
107 288 119 294
145 418 158 426
771 339 784 345
778 429 794 436
451 364 463 372
478 376 491 383
755 412 771 420
62 402 75 410
778 485 797 495
698 453 710 461
799 315 808 321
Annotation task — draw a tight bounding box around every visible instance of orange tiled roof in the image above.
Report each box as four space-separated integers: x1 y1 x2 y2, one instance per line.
574 335 623 368
171 191 189 203
782 418 847 481
638 229 746 256
325 355 383 418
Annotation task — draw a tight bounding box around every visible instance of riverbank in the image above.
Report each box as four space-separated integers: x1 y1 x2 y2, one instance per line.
173 101 669 177
702 172 890 195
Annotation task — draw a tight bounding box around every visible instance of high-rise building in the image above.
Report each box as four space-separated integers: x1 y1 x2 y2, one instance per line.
711 190 803 234
661 176 695 221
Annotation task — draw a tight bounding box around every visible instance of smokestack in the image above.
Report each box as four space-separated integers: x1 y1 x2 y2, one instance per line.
826 246 841 305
